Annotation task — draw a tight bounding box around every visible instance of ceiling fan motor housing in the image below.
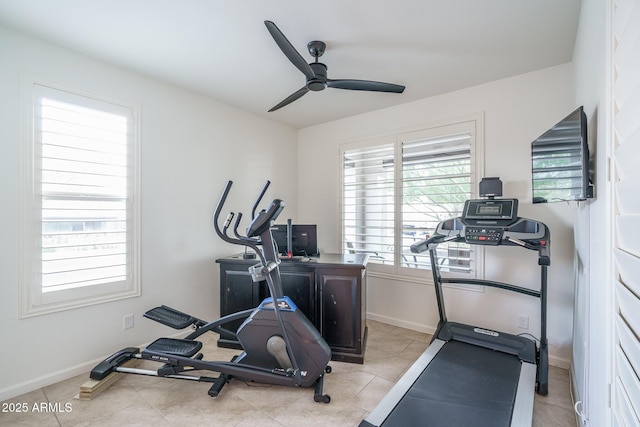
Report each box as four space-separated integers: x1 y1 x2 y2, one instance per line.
307 62 328 91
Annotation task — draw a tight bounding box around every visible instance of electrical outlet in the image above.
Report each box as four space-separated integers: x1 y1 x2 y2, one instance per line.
123 314 134 330
517 314 529 330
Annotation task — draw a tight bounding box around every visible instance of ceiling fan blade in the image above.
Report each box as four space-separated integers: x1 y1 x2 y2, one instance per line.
268 86 310 112
265 21 315 81
327 79 405 93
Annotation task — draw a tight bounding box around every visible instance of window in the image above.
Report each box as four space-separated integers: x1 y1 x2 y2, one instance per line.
342 141 395 264
20 79 140 317
341 118 482 280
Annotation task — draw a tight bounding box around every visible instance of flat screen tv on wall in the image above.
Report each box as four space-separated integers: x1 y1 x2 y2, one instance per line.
531 106 594 203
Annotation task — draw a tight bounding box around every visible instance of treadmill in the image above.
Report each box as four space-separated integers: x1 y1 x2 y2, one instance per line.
360 187 549 427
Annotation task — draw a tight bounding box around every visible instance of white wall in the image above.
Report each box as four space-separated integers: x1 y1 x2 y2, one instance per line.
571 0 611 425
0 26 298 400
0 20 589 401
298 63 577 367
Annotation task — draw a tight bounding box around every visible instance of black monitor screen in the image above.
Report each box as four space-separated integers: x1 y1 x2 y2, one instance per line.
270 224 319 257
292 225 318 257
270 224 289 256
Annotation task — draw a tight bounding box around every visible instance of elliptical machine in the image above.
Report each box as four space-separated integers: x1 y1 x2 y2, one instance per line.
90 180 332 403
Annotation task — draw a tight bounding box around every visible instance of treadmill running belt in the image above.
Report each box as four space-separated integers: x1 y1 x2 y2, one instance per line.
382 340 522 427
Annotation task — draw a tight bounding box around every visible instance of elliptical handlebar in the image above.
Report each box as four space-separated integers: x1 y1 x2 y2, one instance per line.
252 180 271 220
213 180 284 261
232 212 244 240
213 181 244 246
213 181 259 251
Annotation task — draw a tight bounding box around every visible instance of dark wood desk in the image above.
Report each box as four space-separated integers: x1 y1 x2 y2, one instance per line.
216 253 368 363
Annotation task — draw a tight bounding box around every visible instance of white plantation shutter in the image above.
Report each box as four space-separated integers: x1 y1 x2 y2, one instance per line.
612 0 640 424
341 117 481 278
39 96 129 291
20 81 140 316
342 143 395 265
401 131 473 272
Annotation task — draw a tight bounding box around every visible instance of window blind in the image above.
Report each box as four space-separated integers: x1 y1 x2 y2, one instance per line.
341 120 478 277
401 133 472 272
342 143 395 265
37 93 130 292
612 0 640 424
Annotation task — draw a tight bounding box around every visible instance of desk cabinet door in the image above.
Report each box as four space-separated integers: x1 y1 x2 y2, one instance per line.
281 271 316 324
319 272 359 352
220 269 255 335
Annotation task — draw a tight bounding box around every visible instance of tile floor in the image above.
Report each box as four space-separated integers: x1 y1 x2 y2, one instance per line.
1 320 576 426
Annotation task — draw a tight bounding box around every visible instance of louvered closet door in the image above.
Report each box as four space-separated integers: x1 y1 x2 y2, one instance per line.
612 0 640 425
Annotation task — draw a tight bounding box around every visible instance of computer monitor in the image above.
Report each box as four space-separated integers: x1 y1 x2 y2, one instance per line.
270 224 289 256
291 224 319 257
271 223 319 257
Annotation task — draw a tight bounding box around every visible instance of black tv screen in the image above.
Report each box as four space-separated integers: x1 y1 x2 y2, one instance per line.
531 106 593 203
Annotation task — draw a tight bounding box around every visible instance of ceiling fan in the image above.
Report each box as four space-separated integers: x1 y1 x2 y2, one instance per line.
264 20 406 112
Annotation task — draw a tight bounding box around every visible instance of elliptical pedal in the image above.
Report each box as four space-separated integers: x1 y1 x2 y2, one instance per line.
145 338 202 357
144 305 200 329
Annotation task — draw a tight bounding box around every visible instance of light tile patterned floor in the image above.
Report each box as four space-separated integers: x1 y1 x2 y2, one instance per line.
1 320 576 426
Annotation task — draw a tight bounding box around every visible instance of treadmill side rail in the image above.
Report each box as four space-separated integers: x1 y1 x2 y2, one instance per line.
511 362 536 427
360 339 446 427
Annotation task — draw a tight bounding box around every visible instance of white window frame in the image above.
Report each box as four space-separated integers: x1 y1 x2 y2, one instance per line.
340 114 484 283
19 75 141 317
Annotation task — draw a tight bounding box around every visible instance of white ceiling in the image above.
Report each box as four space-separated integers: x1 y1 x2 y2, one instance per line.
0 0 581 129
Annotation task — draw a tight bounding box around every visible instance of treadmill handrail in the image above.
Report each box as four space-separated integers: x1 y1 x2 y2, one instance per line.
439 277 541 298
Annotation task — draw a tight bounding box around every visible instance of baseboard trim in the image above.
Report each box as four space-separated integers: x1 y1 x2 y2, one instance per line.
0 357 103 402
367 312 436 335
366 312 572 369
0 330 188 402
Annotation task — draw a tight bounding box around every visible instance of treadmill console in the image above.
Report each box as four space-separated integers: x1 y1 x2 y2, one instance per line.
411 197 550 264
461 199 518 245
464 227 503 245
